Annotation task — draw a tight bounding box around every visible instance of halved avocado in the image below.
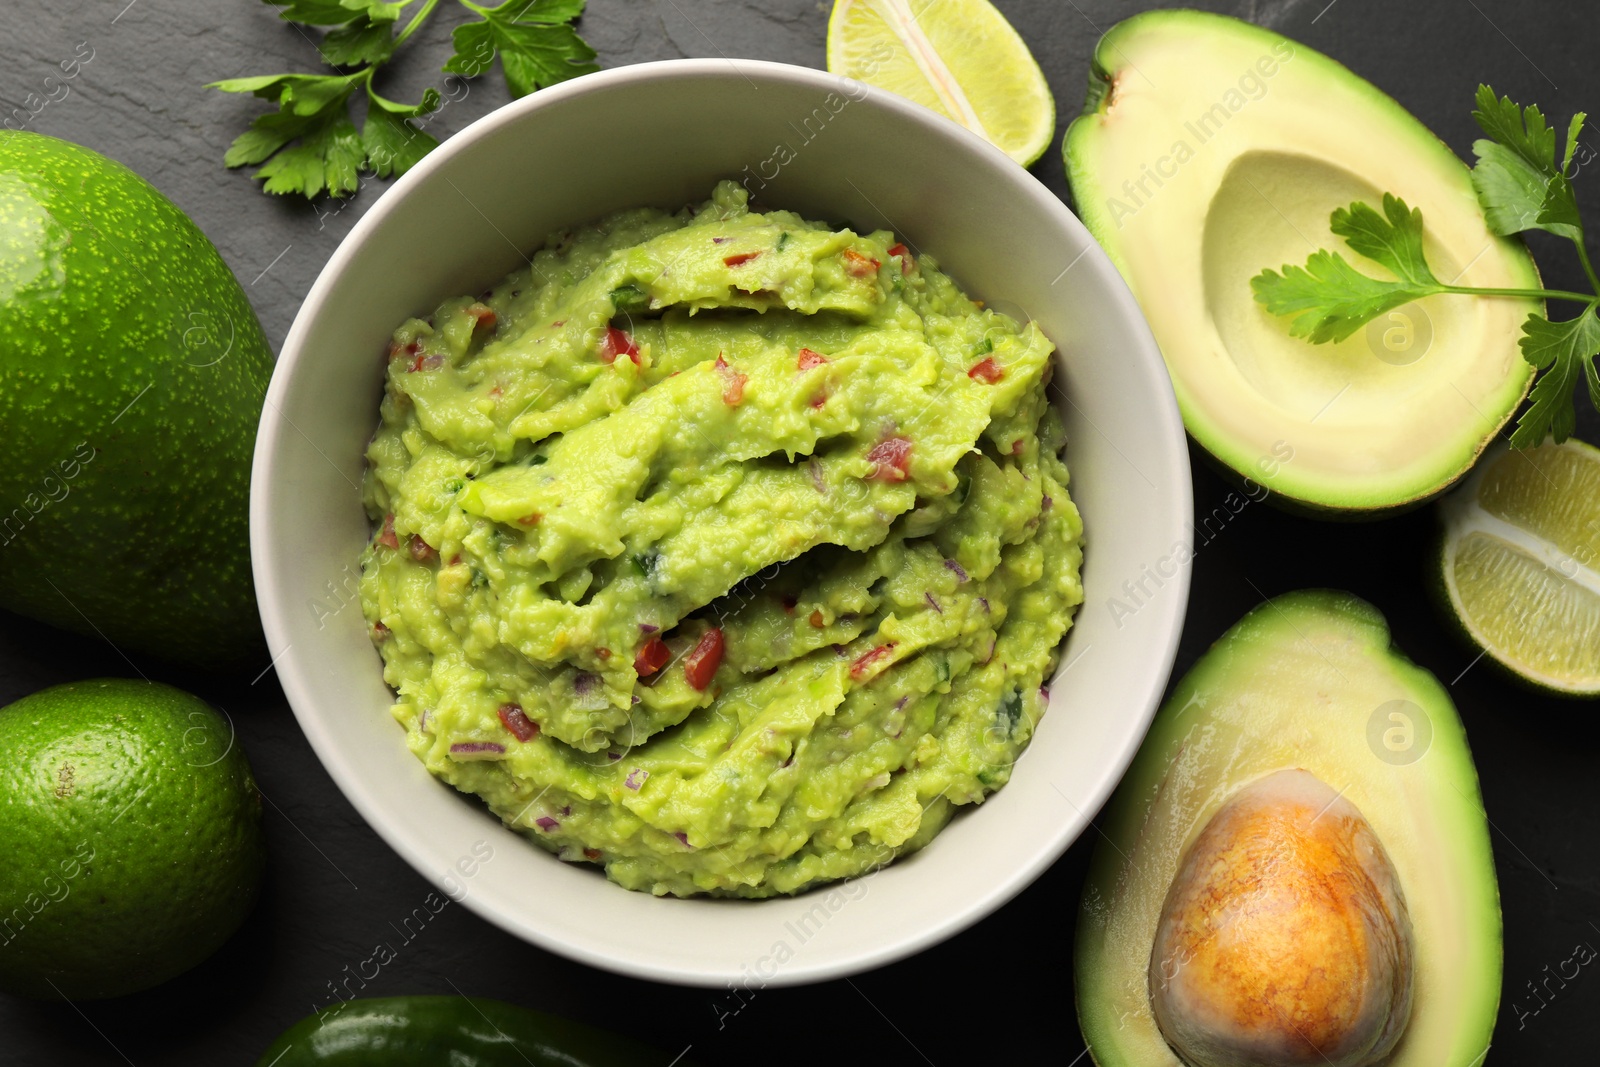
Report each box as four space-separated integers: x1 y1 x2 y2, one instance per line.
1063 11 1538 514
1075 591 1500 1066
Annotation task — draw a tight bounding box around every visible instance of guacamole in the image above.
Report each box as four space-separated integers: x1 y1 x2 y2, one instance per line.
359 182 1084 897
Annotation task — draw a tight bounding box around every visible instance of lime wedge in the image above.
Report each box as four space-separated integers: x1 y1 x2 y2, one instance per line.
1437 439 1600 695
827 0 1055 167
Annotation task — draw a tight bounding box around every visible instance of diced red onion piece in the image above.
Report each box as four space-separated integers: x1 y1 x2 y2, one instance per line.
449 742 506 761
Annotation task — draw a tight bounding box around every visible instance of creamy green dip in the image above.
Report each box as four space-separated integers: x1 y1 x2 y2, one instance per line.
359 182 1084 897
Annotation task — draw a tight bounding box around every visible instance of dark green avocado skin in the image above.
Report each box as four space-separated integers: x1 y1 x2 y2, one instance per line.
0 133 272 670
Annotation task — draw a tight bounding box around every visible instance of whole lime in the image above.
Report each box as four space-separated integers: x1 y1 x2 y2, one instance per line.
0 679 266 1000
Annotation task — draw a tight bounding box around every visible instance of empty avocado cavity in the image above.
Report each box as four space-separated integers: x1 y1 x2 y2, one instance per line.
1064 10 1539 512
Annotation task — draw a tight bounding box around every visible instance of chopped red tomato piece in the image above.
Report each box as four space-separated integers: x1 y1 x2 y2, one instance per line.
598 326 640 365
842 249 881 277
723 251 762 267
387 339 420 361
448 553 462 566
376 514 399 550
371 621 391 641
888 243 915 271
466 302 497 330
582 848 602 861
968 356 1004 384
866 436 913 482
849 642 897 680
796 348 828 370
809 609 825 628
408 352 425 373
408 535 437 563
497 703 538 742
634 635 671 677
683 628 725 690
596 647 611 661
517 513 542 526
715 354 748 406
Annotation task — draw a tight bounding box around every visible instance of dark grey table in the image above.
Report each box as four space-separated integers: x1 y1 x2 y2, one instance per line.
3 1 1596 1063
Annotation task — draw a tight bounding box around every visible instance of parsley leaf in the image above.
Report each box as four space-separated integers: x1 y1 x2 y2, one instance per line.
266 0 407 26
444 0 598 98
212 70 437 197
1251 195 1443 343
1472 83 1559 178
216 0 593 199
1512 308 1600 447
255 108 366 198
364 85 441 177
213 73 362 194
320 15 399 67
214 71 363 116
1471 84 1584 241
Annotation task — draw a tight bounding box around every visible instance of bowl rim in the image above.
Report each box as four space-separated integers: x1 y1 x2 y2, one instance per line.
252 55 1192 985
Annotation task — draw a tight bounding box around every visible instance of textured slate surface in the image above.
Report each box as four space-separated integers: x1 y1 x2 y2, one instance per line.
2 0 1597 1063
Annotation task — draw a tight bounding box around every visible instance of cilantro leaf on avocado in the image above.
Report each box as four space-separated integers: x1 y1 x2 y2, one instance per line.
1252 85 1600 448
1251 196 1444 344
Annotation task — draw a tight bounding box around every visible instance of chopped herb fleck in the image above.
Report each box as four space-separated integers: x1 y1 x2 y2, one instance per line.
609 283 650 312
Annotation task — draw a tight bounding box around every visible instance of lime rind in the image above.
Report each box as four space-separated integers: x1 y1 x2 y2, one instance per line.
1437 439 1600 697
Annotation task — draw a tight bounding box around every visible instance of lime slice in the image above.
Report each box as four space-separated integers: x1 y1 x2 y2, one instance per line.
827 0 1055 167
1437 438 1600 695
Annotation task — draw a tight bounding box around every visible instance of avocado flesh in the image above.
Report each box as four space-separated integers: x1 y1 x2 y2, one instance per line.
0 134 273 669
1063 11 1538 513
1075 591 1501 1067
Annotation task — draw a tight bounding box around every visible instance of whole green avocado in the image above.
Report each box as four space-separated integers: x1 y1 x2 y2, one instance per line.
0 133 273 669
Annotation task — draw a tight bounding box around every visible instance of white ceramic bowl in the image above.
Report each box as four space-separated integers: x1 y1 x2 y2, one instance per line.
252 58 1191 987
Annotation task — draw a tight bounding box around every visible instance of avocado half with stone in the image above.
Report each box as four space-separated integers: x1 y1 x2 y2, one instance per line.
1075 591 1500 1067
1063 11 1538 513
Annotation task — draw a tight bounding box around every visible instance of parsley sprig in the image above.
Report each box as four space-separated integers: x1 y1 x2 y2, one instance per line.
211 0 596 199
1252 85 1600 448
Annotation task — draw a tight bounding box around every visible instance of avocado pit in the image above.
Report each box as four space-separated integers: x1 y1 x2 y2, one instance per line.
1149 768 1414 1067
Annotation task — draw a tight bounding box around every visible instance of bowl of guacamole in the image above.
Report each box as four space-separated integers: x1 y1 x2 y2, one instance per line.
254 59 1191 984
